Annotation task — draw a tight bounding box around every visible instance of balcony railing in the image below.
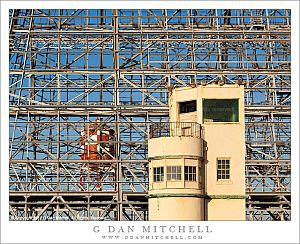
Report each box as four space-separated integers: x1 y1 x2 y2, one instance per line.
149 122 201 139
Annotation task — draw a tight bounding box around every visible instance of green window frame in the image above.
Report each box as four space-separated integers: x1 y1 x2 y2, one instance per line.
203 99 239 122
167 166 182 181
184 166 196 181
179 100 197 113
153 167 164 182
217 159 230 180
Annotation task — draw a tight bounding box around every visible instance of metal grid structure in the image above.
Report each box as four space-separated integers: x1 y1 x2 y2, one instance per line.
9 9 291 221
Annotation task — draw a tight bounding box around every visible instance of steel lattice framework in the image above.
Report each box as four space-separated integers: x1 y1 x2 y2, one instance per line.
9 9 291 221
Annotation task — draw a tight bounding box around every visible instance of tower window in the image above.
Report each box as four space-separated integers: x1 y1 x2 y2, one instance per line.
179 100 197 113
217 159 230 180
203 99 239 122
184 166 196 181
167 166 181 181
153 167 164 182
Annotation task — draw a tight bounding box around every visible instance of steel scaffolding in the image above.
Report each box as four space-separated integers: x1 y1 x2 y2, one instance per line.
9 9 291 221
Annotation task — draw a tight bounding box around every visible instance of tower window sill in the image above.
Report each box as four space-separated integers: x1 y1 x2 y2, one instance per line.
216 180 233 185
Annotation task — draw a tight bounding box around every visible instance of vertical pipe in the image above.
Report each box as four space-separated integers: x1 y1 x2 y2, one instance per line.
113 9 122 220
57 10 62 161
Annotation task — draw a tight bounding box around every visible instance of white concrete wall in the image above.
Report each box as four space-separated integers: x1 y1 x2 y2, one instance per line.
148 136 203 158
149 197 204 220
148 136 204 220
168 84 246 220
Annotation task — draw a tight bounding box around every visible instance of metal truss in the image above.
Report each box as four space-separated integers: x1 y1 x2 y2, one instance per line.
9 9 291 221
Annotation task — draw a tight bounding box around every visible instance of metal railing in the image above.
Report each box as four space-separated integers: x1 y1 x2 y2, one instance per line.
149 122 201 139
